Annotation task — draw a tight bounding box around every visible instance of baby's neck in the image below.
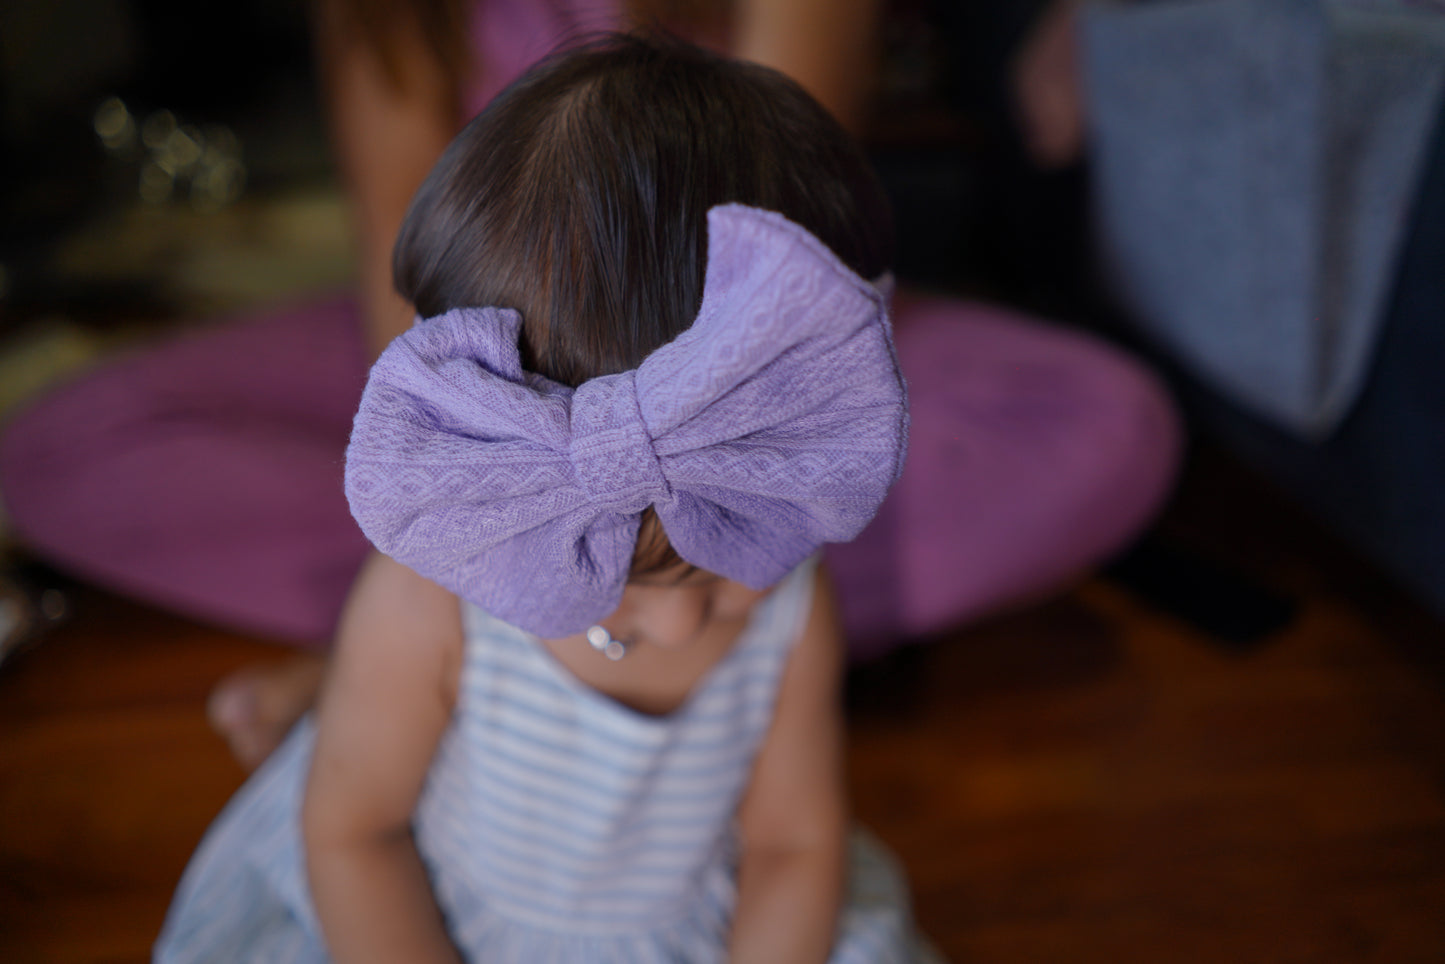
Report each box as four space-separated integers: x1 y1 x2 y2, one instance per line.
538 609 755 717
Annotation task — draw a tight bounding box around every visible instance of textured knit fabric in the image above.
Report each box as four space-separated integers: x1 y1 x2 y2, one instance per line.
345 206 907 638
155 560 937 963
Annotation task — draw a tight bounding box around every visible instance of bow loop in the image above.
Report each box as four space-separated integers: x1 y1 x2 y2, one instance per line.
569 372 670 514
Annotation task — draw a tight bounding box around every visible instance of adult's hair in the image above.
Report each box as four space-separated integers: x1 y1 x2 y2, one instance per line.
393 32 894 573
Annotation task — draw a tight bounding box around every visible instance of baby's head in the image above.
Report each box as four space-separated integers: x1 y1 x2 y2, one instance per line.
348 34 906 637
394 32 892 384
391 33 894 586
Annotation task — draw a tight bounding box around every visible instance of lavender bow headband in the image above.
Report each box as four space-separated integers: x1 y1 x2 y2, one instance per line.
344 204 907 637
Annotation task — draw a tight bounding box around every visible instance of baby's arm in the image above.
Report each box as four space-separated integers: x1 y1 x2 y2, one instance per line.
302 551 465 964
730 564 850 964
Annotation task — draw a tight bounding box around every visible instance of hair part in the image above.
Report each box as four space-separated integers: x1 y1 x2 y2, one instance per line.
393 33 894 579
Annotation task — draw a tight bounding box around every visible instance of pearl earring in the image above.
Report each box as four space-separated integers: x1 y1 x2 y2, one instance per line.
586 625 628 661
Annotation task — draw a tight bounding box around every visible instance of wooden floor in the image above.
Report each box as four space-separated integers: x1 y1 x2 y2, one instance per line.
2 446 1444 963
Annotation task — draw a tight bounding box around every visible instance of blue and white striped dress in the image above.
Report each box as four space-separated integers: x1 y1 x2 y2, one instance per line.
156 560 938 963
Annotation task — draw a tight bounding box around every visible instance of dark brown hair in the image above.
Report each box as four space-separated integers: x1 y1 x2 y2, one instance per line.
393 33 893 575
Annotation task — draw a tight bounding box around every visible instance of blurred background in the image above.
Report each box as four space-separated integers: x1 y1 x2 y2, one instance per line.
0 0 339 392
2 0 1444 961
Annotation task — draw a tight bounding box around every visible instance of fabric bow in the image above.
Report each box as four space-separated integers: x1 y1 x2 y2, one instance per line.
344 204 907 637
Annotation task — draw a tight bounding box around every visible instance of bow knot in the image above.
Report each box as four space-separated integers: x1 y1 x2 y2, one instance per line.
569 372 670 514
